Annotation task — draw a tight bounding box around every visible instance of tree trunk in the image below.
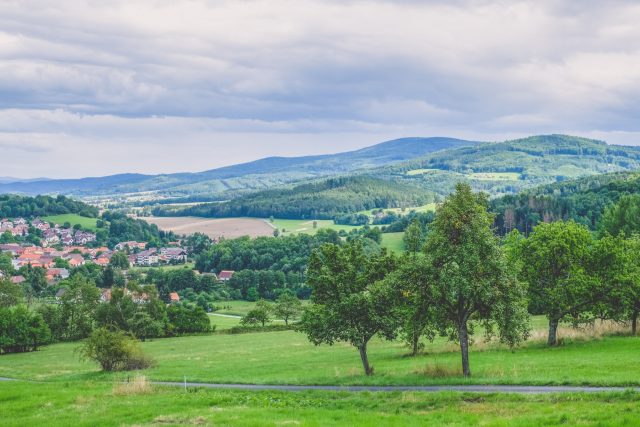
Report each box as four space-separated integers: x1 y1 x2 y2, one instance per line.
459 322 471 377
548 318 559 346
411 332 420 356
358 342 373 376
632 310 638 336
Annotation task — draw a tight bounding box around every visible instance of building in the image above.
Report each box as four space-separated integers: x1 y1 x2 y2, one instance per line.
136 249 158 266
169 292 180 303
218 270 235 282
159 247 187 263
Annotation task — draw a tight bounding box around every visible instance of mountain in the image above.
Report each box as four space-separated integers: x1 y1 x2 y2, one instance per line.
382 134 640 197
153 176 434 220
0 176 51 184
0 137 477 198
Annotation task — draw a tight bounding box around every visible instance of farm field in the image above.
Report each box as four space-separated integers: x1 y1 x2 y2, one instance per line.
381 232 405 253
43 214 99 231
269 218 361 236
1 380 639 427
144 216 274 239
357 203 437 216
2 316 640 387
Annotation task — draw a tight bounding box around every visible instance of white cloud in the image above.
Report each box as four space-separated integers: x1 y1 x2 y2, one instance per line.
0 0 639 177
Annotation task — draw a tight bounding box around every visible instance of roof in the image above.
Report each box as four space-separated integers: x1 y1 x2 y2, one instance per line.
11 275 25 284
169 292 180 301
218 270 235 280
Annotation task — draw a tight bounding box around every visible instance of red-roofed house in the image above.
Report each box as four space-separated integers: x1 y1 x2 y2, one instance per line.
11 275 25 284
218 270 235 282
169 292 180 303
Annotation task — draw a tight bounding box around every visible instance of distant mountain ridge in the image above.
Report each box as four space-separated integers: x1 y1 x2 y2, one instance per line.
0 137 478 197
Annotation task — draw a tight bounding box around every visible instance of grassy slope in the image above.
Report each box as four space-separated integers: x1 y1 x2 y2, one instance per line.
2 381 639 427
381 232 405 253
2 317 640 387
43 214 98 231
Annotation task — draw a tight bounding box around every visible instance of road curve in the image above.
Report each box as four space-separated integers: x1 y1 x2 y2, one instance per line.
153 381 640 394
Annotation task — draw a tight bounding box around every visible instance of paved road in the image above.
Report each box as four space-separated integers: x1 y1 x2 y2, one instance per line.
2 376 637 394
153 381 640 394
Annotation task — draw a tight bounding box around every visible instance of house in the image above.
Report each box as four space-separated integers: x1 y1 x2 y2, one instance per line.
61 236 75 246
14 218 27 225
100 288 112 302
65 254 85 267
47 268 69 280
0 244 25 256
32 218 50 231
169 292 180 303
11 275 25 284
136 249 158 266
115 241 147 251
74 231 96 245
10 224 29 237
218 270 235 282
94 256 111 266
159 247 187 262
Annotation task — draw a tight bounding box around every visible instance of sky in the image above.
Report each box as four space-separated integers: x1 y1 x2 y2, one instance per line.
1 0 640 178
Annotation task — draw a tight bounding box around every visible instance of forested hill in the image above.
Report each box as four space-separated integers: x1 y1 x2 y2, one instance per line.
387 134 640 197
0 194 99 218
152 176 434 220
0 137 477 197
490 171 640 235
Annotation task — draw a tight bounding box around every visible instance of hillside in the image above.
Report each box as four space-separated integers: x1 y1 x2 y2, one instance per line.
0 194 99 218
153 176 434 220
0 137 477 198
383 134 640 197
489 170 640 235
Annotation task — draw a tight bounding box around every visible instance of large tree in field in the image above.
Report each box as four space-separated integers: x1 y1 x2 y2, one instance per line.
299 241 398 375
518 221 596 346
425 183 529 377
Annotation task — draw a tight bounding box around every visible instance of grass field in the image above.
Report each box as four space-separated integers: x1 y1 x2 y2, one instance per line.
2 317 640 387
406 168 442 175
381 232 405 253
269 219 362 236
2 380 639 427
470 172 521 181
43 214 99 231
3 316 640 425
357 204 437 216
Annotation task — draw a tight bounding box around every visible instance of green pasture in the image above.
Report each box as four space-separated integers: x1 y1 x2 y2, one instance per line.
43 214 99 231
1 380 639 427
2 316 640 387
381 232 405 253
269 219 361 236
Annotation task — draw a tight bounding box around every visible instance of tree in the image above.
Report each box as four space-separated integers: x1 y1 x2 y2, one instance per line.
59 275 101 340
166 305 211 334
0 231 16 244
0 305 50 354
383 253 436 355
241 301 271 327
425 183 529 376
53 257 70 269
403 218 424 253
27 267 47 295
0 278 23 307
299 241 398 375
274 293 302 325
130 311 163 342
0 252 15 275
599 195 640 238
78 327 154 371
109 252 130 269
517 221 595 346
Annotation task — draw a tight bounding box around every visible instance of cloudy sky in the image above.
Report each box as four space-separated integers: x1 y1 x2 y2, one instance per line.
1 0 640 178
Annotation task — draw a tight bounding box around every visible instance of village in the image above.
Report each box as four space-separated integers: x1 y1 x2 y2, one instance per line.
0 217 190 287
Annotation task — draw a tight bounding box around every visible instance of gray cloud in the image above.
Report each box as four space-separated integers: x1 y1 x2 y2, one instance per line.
0 0 639 177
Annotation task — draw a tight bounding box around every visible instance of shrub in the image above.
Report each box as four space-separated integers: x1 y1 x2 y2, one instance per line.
78 327 155 371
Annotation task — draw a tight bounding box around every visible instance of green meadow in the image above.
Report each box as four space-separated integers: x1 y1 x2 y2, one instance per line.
1 380 639 427
42 214 99 231
381 232 405 253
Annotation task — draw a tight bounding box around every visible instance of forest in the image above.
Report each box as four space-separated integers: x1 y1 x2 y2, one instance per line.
0 194 99 218
152 176 434 220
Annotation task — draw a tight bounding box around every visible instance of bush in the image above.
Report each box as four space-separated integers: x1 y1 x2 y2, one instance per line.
222 324 295 335
0 305 50 354
78 327 155 371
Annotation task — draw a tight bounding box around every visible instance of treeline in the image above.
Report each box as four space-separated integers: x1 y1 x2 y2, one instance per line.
0 272 212 355
490 171 640 235
195 230 341 274
101 211 175 248
153 176 434 220
0 194 99 218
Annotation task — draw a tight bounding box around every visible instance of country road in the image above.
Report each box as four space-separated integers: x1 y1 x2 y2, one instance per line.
2 376 637 394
